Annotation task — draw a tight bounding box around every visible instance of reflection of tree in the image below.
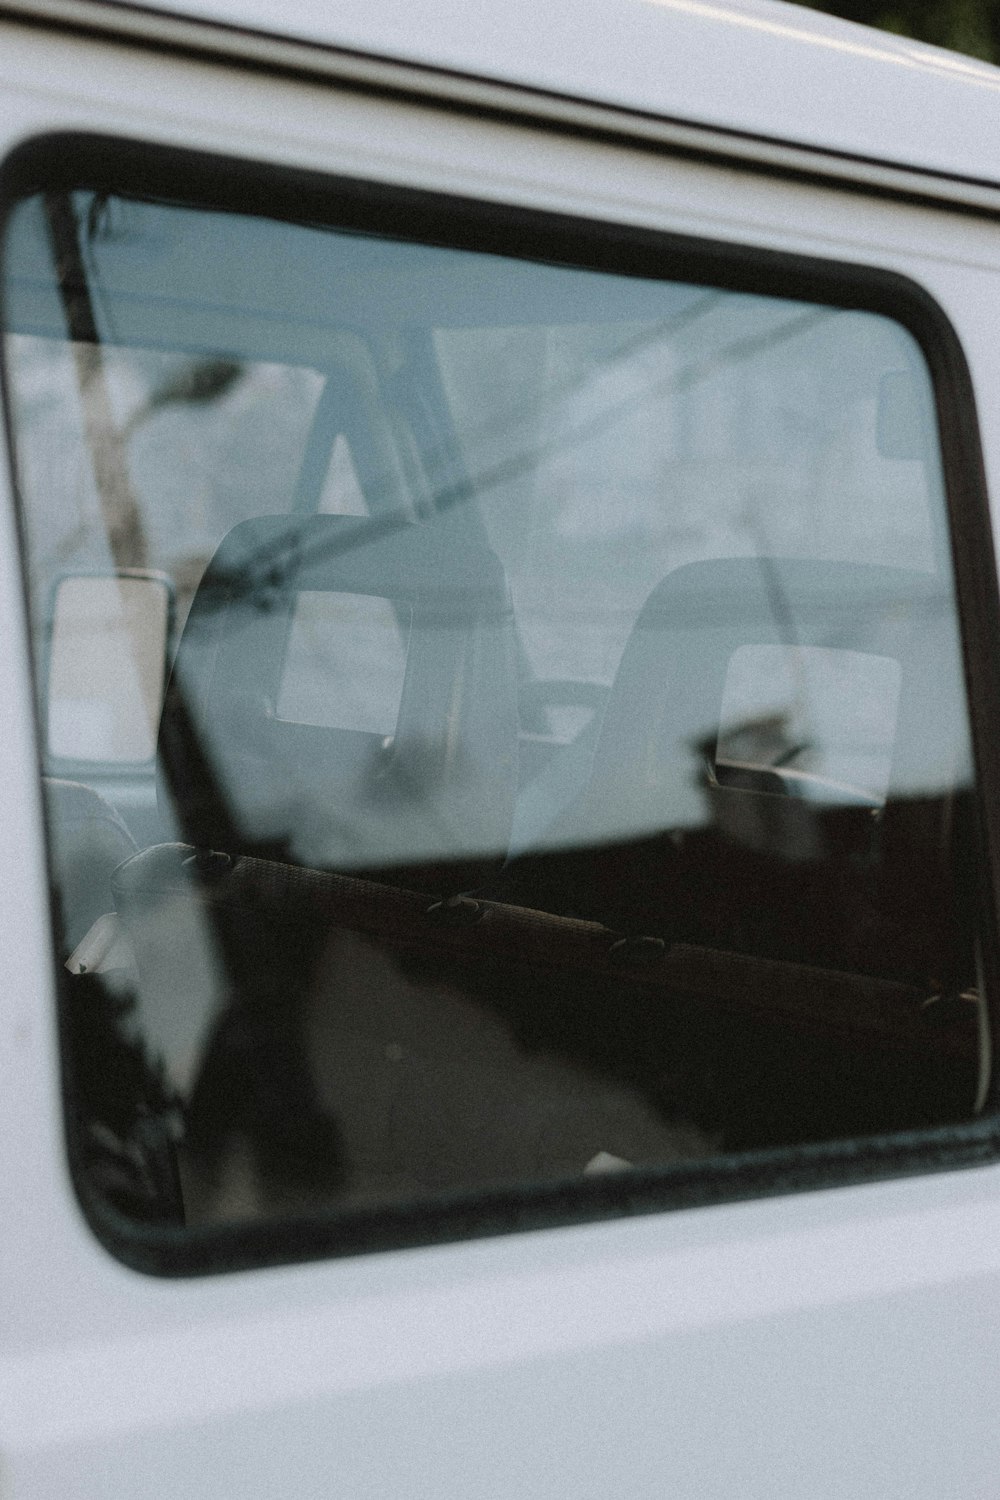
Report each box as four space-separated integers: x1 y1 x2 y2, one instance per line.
44 194 246 575
45 194 148 570
800 0 1000 62
121 358 244 441
68 341 148 568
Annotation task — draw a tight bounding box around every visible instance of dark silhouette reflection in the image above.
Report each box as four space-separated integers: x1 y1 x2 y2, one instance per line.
102 539 984 1224
112 765 979 1226
499 784 970 986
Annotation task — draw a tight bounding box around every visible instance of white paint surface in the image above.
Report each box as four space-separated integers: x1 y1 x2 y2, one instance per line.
1 8 1000 1498
12 0 1000 185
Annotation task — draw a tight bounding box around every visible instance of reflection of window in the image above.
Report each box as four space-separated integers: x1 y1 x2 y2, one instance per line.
716 645 902 807
275 592 410 735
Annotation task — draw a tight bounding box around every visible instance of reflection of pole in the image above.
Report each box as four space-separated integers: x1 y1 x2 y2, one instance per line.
741 501 813 760
44 194 148 570
70 341 147 567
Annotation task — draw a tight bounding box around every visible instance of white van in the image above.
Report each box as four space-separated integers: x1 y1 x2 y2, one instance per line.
3 1 1000 1494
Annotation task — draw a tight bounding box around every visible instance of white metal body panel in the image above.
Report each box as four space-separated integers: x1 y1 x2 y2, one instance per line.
1 13 1000 1499
8 0 1000 184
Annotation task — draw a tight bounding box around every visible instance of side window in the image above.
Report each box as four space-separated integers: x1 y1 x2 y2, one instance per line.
1 145 993 1270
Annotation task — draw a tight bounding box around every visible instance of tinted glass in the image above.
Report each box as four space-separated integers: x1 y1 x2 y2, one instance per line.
1 177 985 1258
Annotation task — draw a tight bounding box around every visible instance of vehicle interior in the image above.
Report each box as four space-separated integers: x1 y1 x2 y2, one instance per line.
0 171 987 1242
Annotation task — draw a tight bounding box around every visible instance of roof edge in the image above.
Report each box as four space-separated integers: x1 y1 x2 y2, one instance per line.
5 0 1000 226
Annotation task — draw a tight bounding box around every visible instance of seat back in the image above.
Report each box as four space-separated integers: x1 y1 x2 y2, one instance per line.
113 513 519 1160
157 514 519 887
512 557 972 983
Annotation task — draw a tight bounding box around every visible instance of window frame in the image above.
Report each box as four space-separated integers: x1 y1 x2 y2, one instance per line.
3 131 1000 1277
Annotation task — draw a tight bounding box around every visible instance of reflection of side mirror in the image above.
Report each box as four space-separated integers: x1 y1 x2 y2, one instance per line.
46 571 173 765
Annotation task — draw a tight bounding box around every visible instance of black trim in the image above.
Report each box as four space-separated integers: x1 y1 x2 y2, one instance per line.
86 1122 1000 1280
4 132 1000 1278
7 0 1000 223
5 132 998 315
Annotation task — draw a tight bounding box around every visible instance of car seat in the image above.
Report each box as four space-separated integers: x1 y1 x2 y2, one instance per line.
111 512 525 1211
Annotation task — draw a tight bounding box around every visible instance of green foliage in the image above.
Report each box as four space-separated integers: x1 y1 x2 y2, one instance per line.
797 0 1000 61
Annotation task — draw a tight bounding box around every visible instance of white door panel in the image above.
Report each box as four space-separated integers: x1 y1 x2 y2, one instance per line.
0 18 998 1497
